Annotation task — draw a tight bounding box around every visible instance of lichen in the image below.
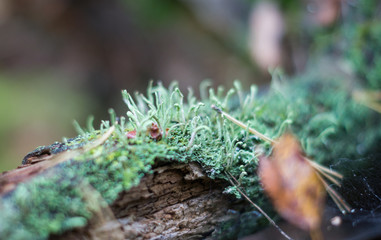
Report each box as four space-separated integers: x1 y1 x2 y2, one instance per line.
1 73 380 239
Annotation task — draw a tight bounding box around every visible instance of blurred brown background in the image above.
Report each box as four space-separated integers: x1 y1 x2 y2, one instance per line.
0 0 359 171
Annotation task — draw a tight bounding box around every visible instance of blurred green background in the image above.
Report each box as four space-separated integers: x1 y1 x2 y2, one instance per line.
0 0 379 172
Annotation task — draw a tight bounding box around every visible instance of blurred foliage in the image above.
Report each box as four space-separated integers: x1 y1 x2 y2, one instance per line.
0 0 255 173
346 19 381 89
0 0 381 173
307 0 381 89
123 0 180 27
0 74 96 172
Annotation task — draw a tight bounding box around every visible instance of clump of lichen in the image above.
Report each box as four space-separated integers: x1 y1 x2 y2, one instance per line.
1 73 380 239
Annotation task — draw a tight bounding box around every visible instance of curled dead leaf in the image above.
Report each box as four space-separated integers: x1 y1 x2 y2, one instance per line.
258 133 326 231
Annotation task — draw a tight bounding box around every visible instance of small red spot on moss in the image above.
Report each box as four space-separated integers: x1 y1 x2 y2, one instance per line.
148 123 162 141
126 130 137 139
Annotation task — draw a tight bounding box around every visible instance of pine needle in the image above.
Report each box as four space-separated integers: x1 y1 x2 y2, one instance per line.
316 173 352 214
212 105 276 144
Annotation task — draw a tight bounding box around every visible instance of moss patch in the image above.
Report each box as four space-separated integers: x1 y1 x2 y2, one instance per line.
1 74 380 239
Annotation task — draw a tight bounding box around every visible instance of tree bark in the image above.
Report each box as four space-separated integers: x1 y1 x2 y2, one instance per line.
0 151 242 240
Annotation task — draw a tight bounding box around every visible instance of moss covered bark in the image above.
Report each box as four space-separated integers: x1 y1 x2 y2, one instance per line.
0 68 380 239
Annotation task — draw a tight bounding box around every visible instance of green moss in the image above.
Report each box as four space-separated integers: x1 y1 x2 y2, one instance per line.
1 74 380 239
0 169 92 239
254 74 381 164
347 20 381 89
310 1 381 90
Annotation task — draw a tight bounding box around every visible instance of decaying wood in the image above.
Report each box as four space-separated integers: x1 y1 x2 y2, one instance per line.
0 127 115 195
53 162 239 240
0 147 242 240
111 163 235 239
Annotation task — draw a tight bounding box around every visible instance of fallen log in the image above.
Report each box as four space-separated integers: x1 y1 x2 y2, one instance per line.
0 147 254 240
1 78 380 240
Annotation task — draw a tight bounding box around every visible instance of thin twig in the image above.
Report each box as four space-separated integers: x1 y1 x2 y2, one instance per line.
225 171 293 240
313 167 342 187
305 158 342 187
212 105 276 144
316 173 352 214
305 158 343 179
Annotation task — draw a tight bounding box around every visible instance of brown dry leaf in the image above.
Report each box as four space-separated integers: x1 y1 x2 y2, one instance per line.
258 133 326 231
212 105 350 238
